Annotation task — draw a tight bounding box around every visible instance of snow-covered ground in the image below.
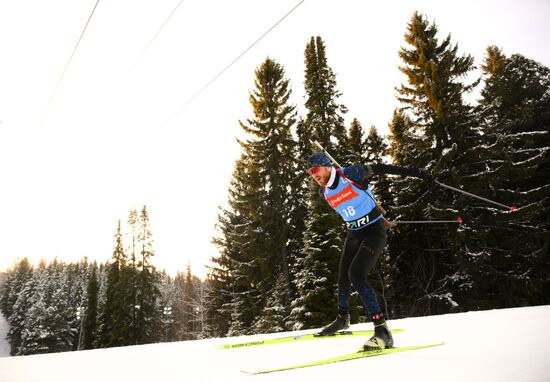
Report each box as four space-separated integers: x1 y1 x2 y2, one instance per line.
0 305 549 382
0 312 10 357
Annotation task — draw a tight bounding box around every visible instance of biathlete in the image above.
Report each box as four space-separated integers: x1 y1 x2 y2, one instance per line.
307 151 432 350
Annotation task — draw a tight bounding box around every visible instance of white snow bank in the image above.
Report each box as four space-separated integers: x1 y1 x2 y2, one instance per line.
0 305 549 382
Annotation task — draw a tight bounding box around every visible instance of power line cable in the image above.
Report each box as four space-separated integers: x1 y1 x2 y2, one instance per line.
138 0 185 62
47 0 101 111
162 0 306 127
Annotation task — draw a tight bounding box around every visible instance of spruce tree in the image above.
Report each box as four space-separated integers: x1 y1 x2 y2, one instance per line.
457 48 550 309
243 57 298 331
397 11 478 150
158 271 176 342
387 11 478 317
209 165 253 336
303 36 348 158
46 262 74 353
173 271 191 339
95 221 126 347
7 261 37 355
177 264 197 339
173 267 208 340
192 277 209 339
18 261 73 355
185 265 203 338
346 119 368 163
134 205 162 344
65 258 89 350
125 208 139 343
210 57 298 335
82 263 99 349
250 272 287 333
17 264 48 355
361 125 395 318
290 36 348 329
0 258 32 324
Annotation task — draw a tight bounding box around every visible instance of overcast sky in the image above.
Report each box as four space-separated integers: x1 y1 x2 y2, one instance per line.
0 0 549 277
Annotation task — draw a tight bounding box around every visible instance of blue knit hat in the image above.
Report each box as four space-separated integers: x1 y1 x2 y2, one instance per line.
308 152 332 168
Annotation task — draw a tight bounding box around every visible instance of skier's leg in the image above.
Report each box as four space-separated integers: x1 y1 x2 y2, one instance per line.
347 220 393 349
317 235 359 335
348 220 387 315
337 235 360 314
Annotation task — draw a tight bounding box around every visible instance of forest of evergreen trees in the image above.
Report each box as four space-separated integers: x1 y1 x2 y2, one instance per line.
208 12 549 335
1 11 548 355
0 206 208 356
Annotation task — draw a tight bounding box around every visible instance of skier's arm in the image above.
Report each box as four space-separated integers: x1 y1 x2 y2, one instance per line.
366 163 425 179
344 163 432 188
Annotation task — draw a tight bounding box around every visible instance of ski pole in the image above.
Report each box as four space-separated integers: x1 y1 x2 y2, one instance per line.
312 135 516 212
390 218 464 225
310 135 341 168
435 181 517 212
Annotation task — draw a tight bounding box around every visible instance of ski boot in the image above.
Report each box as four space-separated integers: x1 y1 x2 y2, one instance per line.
363 313 393 351
316 313 350 336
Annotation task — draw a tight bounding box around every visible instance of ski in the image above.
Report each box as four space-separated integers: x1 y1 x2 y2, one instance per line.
244 342 445 374
216 329 404 349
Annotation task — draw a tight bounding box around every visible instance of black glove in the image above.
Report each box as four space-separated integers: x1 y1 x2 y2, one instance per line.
418 168 434 183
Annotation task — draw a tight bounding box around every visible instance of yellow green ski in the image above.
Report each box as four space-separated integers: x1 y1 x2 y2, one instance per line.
245 342 445 374
217 329 404 349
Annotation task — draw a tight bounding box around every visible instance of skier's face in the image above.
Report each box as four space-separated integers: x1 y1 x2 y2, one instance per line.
308 166 332 186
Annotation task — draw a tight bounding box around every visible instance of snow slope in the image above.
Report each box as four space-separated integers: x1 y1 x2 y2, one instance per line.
0 305 549 382
0 312 10 357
